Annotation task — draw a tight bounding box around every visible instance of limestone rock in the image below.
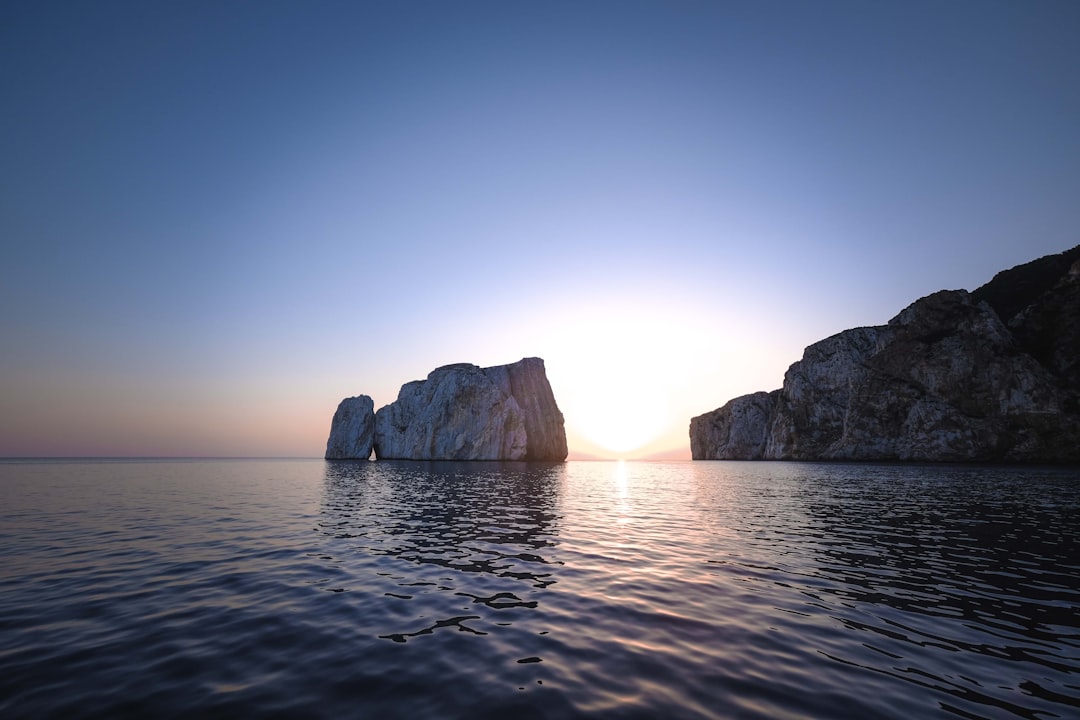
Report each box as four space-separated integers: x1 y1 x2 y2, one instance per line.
324 395 375 460
690 391 776 460
372 357 567 461
691 246 1080 463
481 357 568 461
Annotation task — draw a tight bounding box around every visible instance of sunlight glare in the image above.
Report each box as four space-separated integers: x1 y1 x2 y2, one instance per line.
614 459 628 498
569 377 671 453
547 305 683 455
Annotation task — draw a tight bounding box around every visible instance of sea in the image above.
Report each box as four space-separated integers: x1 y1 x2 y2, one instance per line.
1 458 1077 719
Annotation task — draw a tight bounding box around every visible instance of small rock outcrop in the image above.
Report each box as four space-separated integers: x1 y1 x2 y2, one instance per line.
691 246 1080 463
325 395 375 459
326 358 567 462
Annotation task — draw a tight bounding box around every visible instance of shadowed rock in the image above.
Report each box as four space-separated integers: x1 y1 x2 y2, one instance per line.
325 395 375 459
481 357 568 461
1005 259 1080 392
691 246 1080 463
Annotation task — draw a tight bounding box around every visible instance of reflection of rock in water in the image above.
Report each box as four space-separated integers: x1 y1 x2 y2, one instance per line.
319 461 565 643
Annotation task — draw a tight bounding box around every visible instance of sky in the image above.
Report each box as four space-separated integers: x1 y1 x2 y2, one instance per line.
2 1 1078 459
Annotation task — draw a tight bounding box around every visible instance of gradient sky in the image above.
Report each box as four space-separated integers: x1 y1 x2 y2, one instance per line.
2 1 1078 458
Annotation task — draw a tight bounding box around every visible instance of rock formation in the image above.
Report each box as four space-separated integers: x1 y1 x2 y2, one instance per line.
374 363 527 461
973 249 1080 394
325 395 375 459
326 357 567 462
691 246 1080 463
689 391 778 461
480 357 568 461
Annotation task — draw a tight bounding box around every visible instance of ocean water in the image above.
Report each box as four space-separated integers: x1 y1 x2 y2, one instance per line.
1 459 1078 719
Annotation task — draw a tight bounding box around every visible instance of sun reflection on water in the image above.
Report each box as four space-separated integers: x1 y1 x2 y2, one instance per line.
613 460 628 497
613 460 631 524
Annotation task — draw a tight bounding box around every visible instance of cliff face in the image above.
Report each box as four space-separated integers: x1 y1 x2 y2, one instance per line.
327 357 567 462
689 391 777 460
691 247 1080 463
324 395 375 460
373 363 528 461
480 357 568 461
373 358 567 461
998 260 1080 393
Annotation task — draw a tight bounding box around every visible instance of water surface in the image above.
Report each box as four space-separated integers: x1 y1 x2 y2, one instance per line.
1 459 1077 718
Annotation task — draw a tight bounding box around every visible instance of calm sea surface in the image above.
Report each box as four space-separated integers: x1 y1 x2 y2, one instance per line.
1 459 1078 719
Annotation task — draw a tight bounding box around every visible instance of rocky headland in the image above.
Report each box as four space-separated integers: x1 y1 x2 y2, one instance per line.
325 357 568 461
691 246 1080 463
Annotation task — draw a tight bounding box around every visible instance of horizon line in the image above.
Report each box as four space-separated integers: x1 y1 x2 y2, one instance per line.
0 454 693 462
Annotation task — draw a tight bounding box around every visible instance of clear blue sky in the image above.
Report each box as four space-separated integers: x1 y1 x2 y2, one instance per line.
2 1 1078 457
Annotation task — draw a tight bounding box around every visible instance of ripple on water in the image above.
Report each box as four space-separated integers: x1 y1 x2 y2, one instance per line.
1 458 1078 718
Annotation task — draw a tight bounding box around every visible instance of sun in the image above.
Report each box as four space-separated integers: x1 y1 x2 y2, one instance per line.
544 310 677 456
567 379 671 454
520 294 713 457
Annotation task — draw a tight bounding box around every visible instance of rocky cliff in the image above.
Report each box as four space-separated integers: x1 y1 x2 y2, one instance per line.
691 246 1080 463
325 395 376 460
479 357 568 461
326 357 567 461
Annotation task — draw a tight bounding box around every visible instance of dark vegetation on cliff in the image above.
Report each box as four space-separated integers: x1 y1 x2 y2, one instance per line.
973 245 1080 396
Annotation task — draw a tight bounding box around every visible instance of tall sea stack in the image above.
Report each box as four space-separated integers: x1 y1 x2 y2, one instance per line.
324 395 375 460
